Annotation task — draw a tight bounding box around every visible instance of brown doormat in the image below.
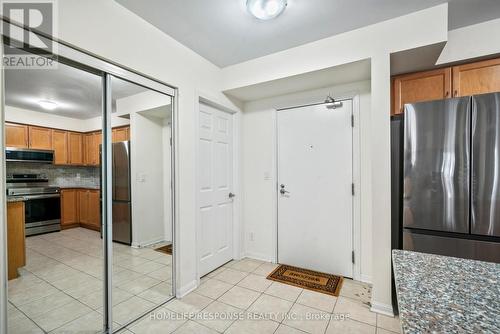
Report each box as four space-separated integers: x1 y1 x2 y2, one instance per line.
155 244 172 255
267 264 343 297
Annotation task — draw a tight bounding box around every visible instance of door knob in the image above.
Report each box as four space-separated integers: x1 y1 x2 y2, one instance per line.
229 192 236 199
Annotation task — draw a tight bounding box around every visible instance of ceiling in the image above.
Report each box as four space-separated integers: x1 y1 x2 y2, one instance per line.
5 60 147 120
115 0 500 67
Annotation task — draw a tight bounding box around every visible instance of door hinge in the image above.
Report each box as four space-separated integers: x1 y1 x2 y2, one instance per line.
170 137 172 146
351 115 354 127
352 251 355 264
351 183 355 196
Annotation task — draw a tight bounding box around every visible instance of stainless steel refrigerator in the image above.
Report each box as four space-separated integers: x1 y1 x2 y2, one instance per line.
403 93 500 263
101 141 132 245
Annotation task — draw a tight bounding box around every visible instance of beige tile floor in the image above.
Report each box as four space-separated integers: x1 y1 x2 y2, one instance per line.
7 227 173 333
123 258 402 334
8 229 401 334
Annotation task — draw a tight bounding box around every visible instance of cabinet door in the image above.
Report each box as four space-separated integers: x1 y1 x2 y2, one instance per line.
52 130 69 165
88 190 101 230
453 58 500 97
7 202 25 280
78 190 89 224
29 126 53 149
61 189 78 226
68 132 84 165
84 133 95 165
112 127 129 142
5 123 29 148
393 68 452 115
94 132 102 165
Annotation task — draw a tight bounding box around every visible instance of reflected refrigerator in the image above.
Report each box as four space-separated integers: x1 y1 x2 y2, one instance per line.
101 141 132 245
403 93 500 263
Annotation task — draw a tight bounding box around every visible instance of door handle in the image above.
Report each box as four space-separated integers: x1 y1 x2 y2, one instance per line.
280 184 290 195
229 192 236 199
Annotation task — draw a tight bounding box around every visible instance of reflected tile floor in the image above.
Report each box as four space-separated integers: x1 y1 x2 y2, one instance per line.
124 259 402 334
8 227 173 333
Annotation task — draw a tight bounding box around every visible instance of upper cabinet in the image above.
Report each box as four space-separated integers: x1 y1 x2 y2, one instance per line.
112 127 129 142
84 132 101 166
452 58 500 97
52 130 69 165
391 57 500 115
68 132 84 165
5 123 129 166
29 126 53 150
5 123 29 148
392 68 452 115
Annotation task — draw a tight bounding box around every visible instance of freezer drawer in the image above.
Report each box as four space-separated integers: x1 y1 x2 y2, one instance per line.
471 93 500 237
403 97 471 233
403 231 500 263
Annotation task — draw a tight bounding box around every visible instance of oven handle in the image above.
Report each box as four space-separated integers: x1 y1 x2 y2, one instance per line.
24 194 61 200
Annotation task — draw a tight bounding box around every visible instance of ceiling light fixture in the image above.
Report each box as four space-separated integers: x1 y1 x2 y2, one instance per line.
38 100 58 110
247 0 287 20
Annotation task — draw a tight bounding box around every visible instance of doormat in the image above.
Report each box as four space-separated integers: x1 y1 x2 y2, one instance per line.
267 264 343 297
155 244 172 255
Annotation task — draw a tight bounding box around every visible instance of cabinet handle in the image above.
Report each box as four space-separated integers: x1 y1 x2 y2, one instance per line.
445 91 450 97
454 90 458 97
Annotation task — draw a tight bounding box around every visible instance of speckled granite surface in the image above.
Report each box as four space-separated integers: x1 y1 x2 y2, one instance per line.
392 250 500 334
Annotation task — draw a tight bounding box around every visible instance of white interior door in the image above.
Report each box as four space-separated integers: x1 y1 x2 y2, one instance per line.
277 101 353 277
198 103 234 277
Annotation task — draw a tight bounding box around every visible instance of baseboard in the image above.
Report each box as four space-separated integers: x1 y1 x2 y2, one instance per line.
244 252 274 263
371 301 395 316
176 280 197 298
360 274 372 284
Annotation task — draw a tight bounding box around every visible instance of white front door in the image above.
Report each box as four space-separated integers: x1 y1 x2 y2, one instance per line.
198 103 234 277
277 100 353 277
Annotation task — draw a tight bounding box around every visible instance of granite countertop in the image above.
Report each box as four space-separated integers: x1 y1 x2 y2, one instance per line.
392 250 500 334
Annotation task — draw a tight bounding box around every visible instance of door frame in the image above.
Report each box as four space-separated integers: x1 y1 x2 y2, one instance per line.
194 95 241 286
273 94 362 281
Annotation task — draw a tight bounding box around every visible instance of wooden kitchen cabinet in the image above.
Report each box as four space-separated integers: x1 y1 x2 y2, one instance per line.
7 201 26 280
29 126 53 149
52 130 69 165
392 68 452 115
78 190 89 225
5 123 29 148
112 126 129 142
61 189 79 228
88 190 101 230
452 58 500 97
68 132 84 165
84 132 102 166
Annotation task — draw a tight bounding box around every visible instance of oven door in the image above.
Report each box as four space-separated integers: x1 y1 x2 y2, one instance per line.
24 195 61 235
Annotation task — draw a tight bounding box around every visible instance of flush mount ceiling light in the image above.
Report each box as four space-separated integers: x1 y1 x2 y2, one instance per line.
247 0 288 20
38 100 58 110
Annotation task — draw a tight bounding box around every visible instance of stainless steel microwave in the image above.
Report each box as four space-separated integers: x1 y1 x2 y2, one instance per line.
5 147 54 163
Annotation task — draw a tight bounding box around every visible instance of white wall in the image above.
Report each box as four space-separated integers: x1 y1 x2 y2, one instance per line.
130 111 166 246
5 105 129 132
242 80 373 281
437 18 500 65
225 5 448 314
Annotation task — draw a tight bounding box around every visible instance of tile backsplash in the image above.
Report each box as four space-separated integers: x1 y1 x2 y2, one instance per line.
6 162 100 188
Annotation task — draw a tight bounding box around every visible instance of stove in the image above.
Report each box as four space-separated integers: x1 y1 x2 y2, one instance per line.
6 174 61 236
